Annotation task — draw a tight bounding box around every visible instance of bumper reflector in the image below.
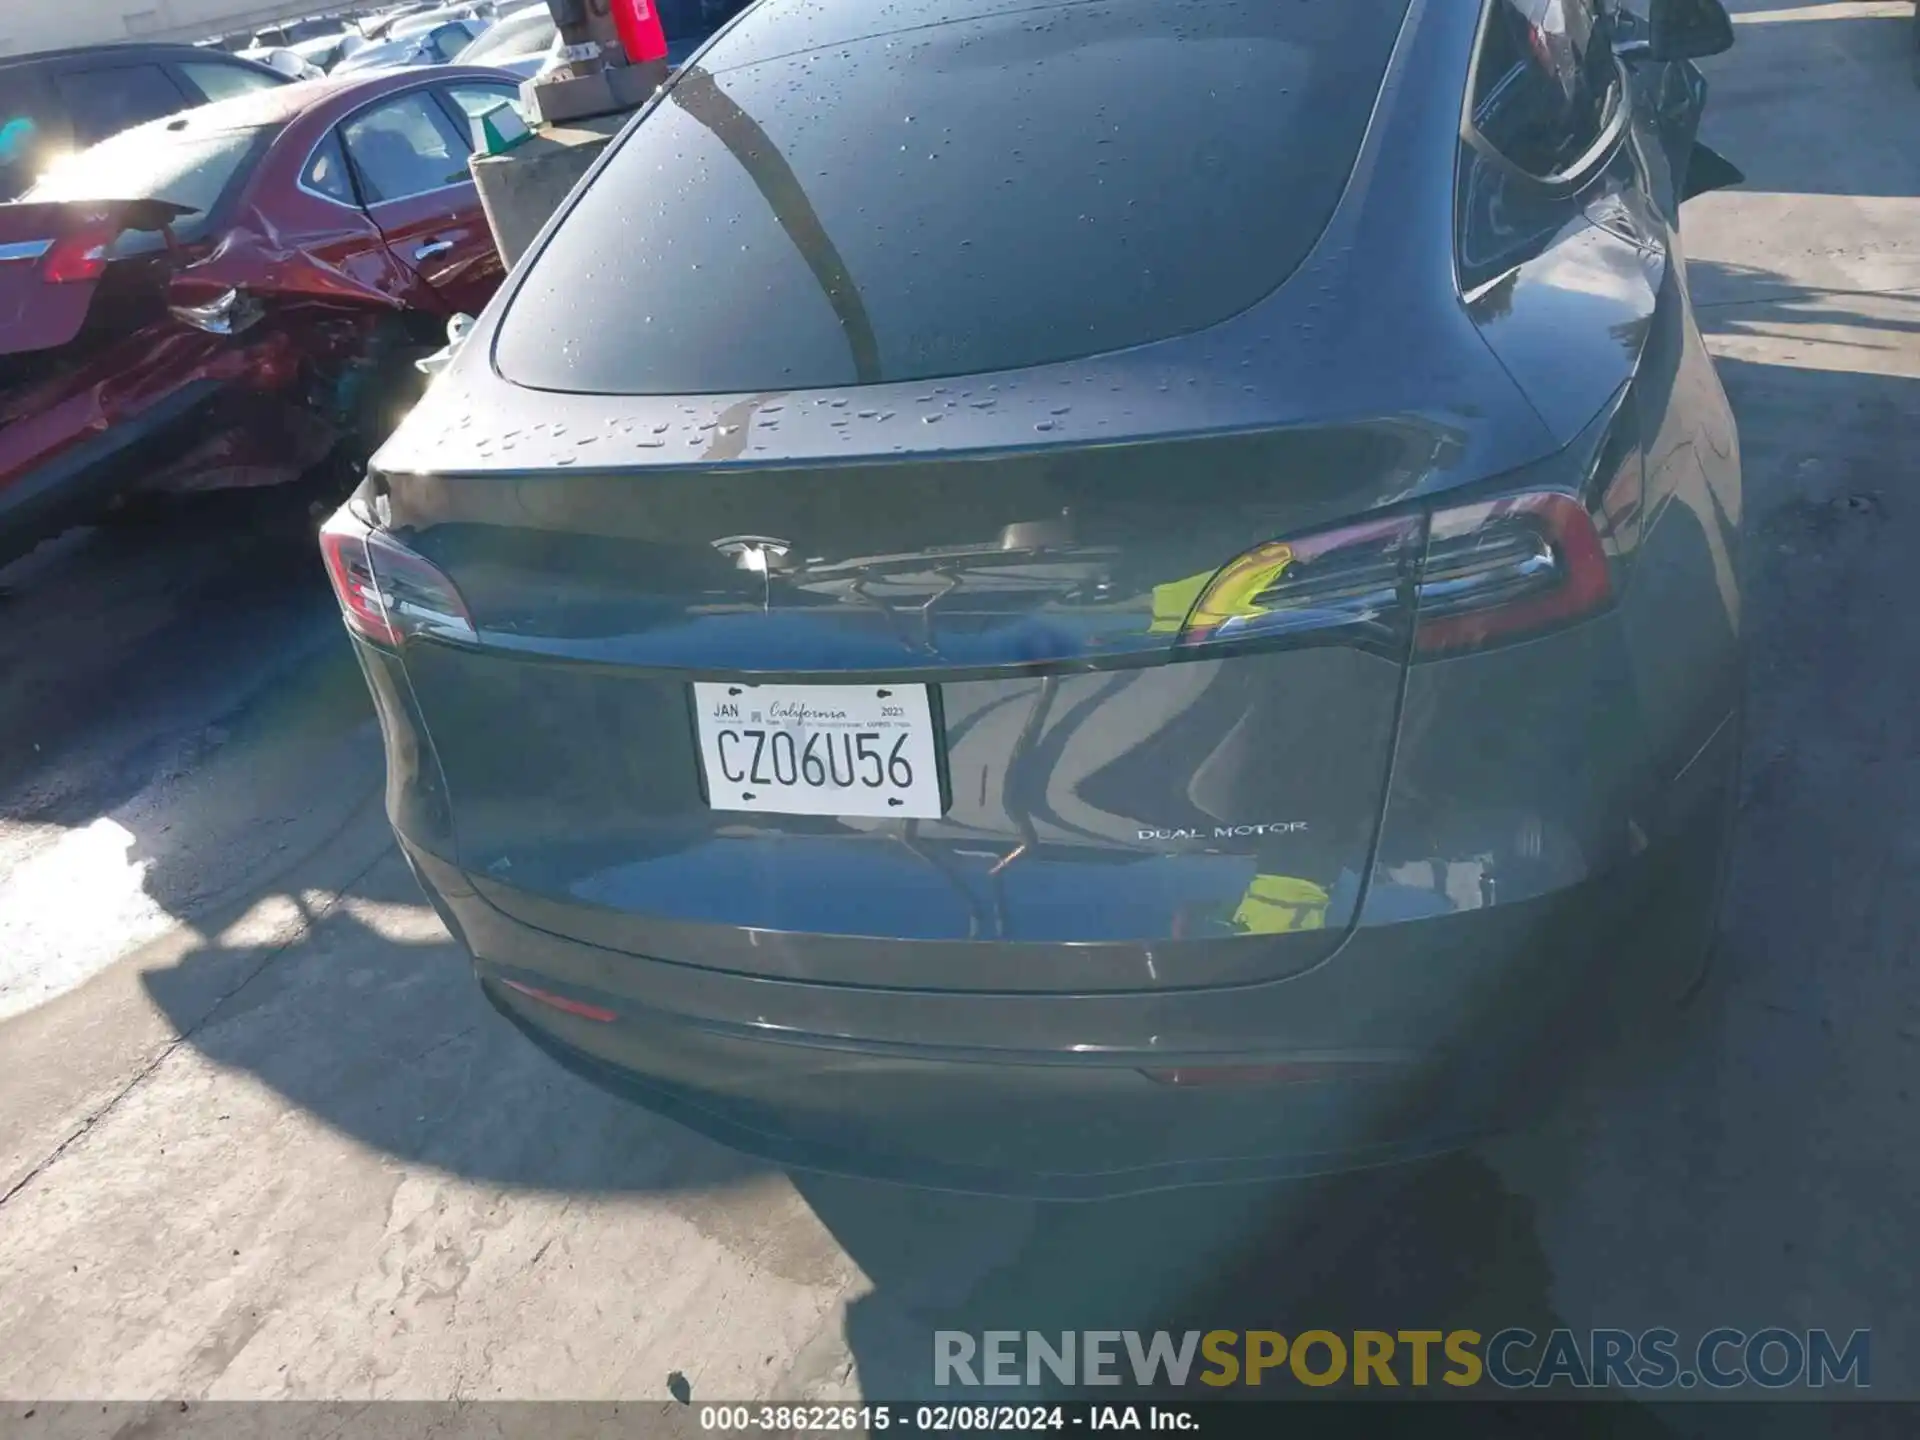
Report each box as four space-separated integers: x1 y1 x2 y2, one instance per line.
498 978 619 1023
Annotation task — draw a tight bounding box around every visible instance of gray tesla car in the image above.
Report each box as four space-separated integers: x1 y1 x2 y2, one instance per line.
322 0 1746 1196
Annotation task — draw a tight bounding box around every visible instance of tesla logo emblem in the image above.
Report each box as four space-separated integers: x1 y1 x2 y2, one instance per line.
711 536 791 573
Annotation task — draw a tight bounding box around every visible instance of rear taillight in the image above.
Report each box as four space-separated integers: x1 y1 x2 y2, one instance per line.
319 507 474 648
41 223 117 284
1177 513 1423 657
1413 491 1609 656
497 978 618 1024
1176 490 1611 660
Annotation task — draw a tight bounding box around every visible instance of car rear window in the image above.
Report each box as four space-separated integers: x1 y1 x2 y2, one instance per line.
54 63 192 148
23 125 272 245
494 0 1416 395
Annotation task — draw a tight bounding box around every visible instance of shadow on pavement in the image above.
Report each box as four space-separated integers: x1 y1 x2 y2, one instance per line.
132 825 1715 1402
0 488 341 824
794 1150 1585 1403
140 852 766 1197
136 848 1604 1397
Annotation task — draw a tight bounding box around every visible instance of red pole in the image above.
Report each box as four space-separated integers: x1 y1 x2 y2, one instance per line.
609 0 668 64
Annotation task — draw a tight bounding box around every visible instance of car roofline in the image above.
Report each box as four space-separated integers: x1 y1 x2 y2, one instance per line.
1 41 268 68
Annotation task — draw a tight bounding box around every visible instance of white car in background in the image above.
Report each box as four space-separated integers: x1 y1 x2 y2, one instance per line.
245 16 369 70
288 30 369 70
331 14 488 72
387 3 497 40
238 45 326 79
452 4 557 80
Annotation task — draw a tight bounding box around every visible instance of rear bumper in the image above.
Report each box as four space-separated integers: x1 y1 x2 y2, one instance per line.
405 798 1725 1197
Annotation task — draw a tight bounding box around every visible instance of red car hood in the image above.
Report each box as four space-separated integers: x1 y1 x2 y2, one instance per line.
0 199 195 358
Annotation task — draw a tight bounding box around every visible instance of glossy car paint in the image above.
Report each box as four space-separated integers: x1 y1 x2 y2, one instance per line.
0 68 517 562
0 201 189 353
337 0 1745 1195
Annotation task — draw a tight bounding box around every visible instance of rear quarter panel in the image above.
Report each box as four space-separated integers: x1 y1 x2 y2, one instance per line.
1623 253 1743 795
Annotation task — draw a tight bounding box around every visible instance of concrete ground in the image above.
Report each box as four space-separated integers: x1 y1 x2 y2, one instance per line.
2 0 1918 1406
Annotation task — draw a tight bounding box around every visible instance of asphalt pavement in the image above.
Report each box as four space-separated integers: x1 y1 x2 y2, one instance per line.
1 0 1917 1405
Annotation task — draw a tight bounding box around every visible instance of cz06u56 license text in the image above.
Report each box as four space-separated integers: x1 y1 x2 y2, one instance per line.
711 729 918 793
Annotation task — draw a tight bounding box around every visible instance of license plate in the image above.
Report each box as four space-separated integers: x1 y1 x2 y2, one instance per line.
691 682 945 819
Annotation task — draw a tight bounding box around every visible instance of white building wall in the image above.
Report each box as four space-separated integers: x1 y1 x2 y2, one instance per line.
1 0 331 55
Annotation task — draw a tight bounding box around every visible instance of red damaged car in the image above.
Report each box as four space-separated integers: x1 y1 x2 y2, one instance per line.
0 67 520 564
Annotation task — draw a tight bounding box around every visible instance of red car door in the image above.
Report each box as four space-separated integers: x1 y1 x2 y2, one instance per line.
280 130 442 310
337 85 500 317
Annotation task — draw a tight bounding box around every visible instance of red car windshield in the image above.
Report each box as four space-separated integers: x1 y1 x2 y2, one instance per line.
22 124 274 246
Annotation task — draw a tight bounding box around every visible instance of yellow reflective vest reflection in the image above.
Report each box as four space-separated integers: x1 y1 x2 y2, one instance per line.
1232 874 1332 935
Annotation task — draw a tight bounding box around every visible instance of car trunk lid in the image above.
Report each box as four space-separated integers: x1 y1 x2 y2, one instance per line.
375 420 1448 992
0 199 191 358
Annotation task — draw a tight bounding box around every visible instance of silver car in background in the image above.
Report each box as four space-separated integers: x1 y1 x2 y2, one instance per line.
451 4 557 79
332 14 488 72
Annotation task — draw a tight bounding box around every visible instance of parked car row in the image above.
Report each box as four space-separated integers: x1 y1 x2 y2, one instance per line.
238 18 379 75
333 16 492 77
0 0 764 565
449 4 558 80
447 0 751 79
229 5 496 78
248 0 737 83
200 2 502 82
200 0 747 73
0 67 521 564
208 2 495 55
0 16 512 210
1 44 291 202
